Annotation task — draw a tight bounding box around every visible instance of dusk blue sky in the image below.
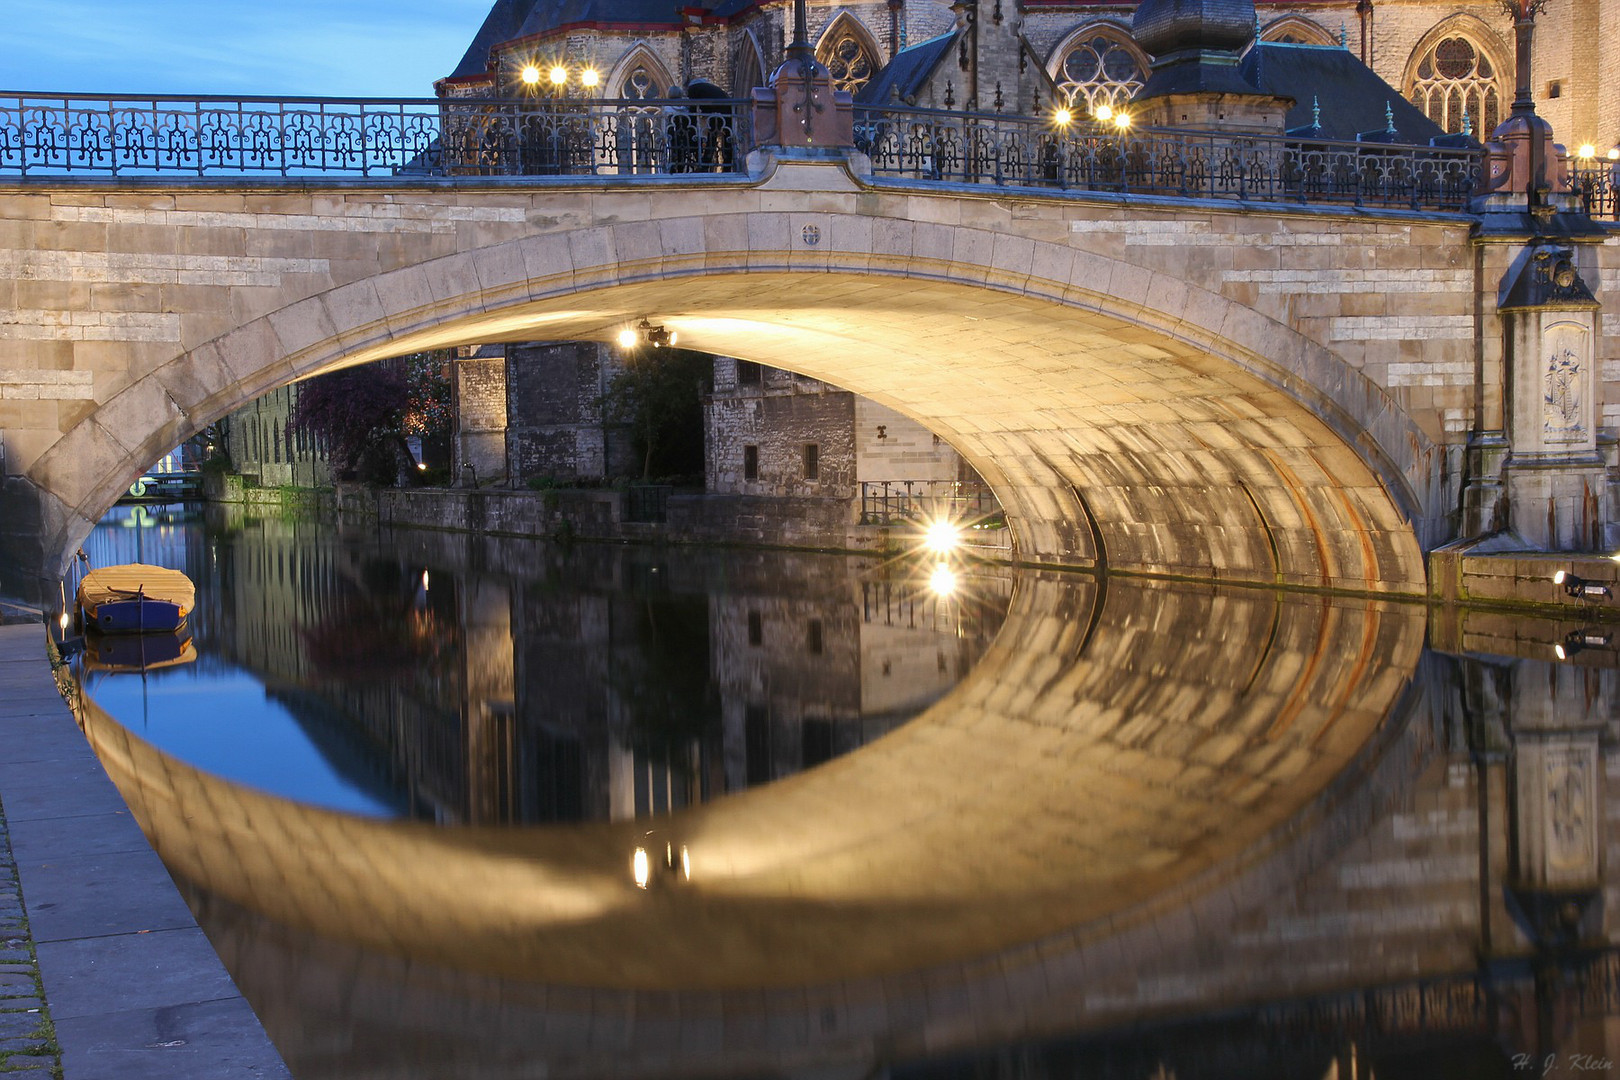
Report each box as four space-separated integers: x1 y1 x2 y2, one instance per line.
6 0 492 98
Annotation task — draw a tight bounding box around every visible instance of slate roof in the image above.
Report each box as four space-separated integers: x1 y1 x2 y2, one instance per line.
854 32 958 105
450 0 706 79
1239 42 1450 143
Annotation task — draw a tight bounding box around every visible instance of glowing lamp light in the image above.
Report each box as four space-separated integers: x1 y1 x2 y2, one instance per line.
581 68 600 88
1578 143 1596 160
1053 107 1073 127
1556 642 1569 661
1609 148 1620 161
617 327 640 349
549 65 568 86
1094 104 1114 122
633 847 650 889
924 520 961 554
1113 111 1132 131
1554 569 1614 600
520 65 542 85
421 569 430 591
58 611 70 632
416 461 427 471
930 564 958 597
680 844 691 881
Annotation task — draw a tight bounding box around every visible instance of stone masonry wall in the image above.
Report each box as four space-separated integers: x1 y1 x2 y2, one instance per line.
0 161 1567 596
453 353 508 485
505 341 635 482
706 360 857 499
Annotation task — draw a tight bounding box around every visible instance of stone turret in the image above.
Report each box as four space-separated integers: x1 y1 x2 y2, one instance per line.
1128 0 1290 132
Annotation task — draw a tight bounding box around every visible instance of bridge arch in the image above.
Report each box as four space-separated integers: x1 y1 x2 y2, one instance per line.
10 166 1437 596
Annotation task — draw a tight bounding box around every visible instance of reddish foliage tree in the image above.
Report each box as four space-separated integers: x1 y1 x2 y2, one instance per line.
286 366 408 478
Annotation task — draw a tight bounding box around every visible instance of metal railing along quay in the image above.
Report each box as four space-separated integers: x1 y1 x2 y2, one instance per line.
859 479 1002 528
0 92 750 178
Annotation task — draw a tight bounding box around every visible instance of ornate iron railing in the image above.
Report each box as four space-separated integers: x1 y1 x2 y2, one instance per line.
0 93 750 178
859 479 1002 528
853 105 1484 211
1572 159 1620 222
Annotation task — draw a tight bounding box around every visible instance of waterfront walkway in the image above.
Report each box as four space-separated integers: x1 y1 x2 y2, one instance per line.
0 619 288 1079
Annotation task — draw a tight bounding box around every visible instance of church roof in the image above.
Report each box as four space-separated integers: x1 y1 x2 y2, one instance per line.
1240 42 1448 143
449 0 709 80
450 0 535 79
854 32 957 105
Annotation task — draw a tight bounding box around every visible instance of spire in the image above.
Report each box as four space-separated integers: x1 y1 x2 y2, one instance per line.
1312 95 1321 129
1384 100 1396 136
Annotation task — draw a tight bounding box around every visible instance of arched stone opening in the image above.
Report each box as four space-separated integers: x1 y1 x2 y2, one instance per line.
23 243 1428 598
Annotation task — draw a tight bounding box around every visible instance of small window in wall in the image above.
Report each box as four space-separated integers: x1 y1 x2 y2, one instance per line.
803 443 820 481
744 445 759 481
807 618 823 655
1547 80 1562 99
273 426 282 463
737 360 762 385
747 610 762 646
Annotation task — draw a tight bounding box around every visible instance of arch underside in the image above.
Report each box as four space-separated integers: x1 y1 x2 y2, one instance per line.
31 267 1425 596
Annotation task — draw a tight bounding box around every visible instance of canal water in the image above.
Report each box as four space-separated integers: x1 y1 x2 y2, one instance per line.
66 501 1620 1079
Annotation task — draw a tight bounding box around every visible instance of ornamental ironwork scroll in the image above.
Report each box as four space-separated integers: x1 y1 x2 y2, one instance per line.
0 93 751 178
853 104 1484 211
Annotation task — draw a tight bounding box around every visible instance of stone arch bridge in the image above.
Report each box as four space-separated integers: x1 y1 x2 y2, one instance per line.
1 142 1615 602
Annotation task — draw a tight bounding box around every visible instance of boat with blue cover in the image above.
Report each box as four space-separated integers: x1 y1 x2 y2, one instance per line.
76 564 194 635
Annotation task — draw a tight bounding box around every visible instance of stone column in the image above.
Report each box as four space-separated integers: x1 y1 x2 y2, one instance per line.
1496 243 1609 549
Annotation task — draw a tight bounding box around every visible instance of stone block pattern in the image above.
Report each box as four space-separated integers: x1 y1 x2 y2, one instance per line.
0 164 1494 592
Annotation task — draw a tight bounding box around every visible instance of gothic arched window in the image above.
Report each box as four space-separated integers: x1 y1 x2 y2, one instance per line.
1052 31 1146 115
817 18 878 96
623 65 656 99
1406 32 1505 136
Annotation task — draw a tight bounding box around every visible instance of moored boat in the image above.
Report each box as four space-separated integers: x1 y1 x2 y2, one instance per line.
76 564 195 634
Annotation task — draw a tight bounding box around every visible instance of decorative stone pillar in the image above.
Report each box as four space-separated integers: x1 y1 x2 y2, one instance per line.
1469 0 1615 551
1497 245 1608 549
749 0 854 150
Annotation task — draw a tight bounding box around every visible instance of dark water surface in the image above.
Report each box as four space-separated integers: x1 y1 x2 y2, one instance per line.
67 502 1620 1079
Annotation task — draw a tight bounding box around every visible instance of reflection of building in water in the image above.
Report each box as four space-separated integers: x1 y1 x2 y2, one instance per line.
710 554 1011 789
155 513 1011 827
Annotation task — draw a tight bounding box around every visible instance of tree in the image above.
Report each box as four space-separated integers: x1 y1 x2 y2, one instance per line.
287 365 410 480
600 346 711 480
287 354 454 482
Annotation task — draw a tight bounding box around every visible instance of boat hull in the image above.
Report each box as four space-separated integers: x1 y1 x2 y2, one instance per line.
82 597 186 635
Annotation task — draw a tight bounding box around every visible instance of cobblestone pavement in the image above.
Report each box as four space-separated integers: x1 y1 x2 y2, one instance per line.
0 796 59 1079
